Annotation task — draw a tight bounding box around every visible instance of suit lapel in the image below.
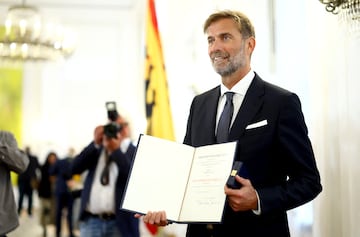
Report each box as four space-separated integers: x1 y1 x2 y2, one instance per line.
229 75 265 140
203 87 221 143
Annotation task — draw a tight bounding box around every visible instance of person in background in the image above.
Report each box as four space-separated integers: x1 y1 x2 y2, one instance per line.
17 146 40 217
50 152 76 237
65 147 82 235
38 151 58 237
0 131 29 237
137 10 322 237
71 115 139 237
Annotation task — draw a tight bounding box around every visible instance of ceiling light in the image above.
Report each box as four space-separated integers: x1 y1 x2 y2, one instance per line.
0 0 77 61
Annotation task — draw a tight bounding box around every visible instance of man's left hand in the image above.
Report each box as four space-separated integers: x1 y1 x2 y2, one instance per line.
224 175 258 211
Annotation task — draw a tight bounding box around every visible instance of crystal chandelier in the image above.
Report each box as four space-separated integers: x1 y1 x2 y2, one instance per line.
0 0 77 61
319 0 360 37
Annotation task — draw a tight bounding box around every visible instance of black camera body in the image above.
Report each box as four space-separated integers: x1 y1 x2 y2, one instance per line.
103 122 122 138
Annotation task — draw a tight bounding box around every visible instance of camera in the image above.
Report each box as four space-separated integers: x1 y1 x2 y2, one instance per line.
103 101 122 138
103 122 122 138
106 101 119 122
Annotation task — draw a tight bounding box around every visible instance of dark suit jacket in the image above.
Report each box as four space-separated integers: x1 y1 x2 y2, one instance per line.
50 158 72 195
18 154 40 188
71 142 139 237
183 73 322 237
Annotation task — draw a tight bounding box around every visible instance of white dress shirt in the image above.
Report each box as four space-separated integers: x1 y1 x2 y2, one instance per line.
216 70 261 215
87 149 118 214
216 70 255 133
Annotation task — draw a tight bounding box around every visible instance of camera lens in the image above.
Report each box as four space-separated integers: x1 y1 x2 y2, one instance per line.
103 123 122 138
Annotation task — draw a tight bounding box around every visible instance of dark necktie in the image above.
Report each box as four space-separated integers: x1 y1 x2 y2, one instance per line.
100 152 112 185
216 92 234 143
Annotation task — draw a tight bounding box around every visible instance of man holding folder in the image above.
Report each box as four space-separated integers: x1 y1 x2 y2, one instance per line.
136 9 322 237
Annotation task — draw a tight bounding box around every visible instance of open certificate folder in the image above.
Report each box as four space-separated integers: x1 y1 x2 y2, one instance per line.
121 134 237 223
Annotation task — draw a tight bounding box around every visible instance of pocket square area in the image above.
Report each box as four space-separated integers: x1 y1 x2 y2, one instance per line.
246 120 268 129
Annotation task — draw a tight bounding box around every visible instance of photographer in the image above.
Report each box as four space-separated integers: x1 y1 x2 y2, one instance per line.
71 104 139 237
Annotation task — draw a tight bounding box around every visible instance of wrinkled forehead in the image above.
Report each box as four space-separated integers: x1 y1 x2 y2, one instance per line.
206 18 241 36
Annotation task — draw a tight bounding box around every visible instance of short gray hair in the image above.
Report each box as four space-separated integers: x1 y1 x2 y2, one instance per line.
203 10 255 39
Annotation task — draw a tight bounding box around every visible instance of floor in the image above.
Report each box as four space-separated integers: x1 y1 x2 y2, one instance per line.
8 208 80 237
8 188 80 237
7 192 183 237
8 210 57 237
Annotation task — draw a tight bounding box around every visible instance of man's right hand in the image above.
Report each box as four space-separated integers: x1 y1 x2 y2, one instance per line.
94 125 104 146
134 211 169 226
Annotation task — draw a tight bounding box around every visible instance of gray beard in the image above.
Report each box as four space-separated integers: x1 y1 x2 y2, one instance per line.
213 63 238 77
212 44 246 77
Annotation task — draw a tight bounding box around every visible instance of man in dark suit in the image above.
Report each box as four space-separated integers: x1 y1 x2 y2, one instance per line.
50 154 76 237
139 10 322 237
71 115 139 237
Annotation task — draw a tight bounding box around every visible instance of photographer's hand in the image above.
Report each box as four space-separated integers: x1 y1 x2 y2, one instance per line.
94 125 104 146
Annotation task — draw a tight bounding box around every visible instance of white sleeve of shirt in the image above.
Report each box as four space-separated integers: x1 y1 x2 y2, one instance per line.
252 190 262 215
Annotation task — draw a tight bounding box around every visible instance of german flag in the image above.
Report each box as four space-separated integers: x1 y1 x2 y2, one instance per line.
144 0 174 235
145 0 175 141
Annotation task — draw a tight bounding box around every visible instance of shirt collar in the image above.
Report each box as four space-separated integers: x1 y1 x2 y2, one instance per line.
220 70 255 96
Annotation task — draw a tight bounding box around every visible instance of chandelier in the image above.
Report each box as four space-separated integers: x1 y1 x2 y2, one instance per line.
0 0 77 61
319 0 360 37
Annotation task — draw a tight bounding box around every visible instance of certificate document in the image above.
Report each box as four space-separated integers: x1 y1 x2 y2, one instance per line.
120 134 237 223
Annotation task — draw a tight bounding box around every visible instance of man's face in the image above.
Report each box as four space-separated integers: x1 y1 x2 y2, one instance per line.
206 18 249 77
